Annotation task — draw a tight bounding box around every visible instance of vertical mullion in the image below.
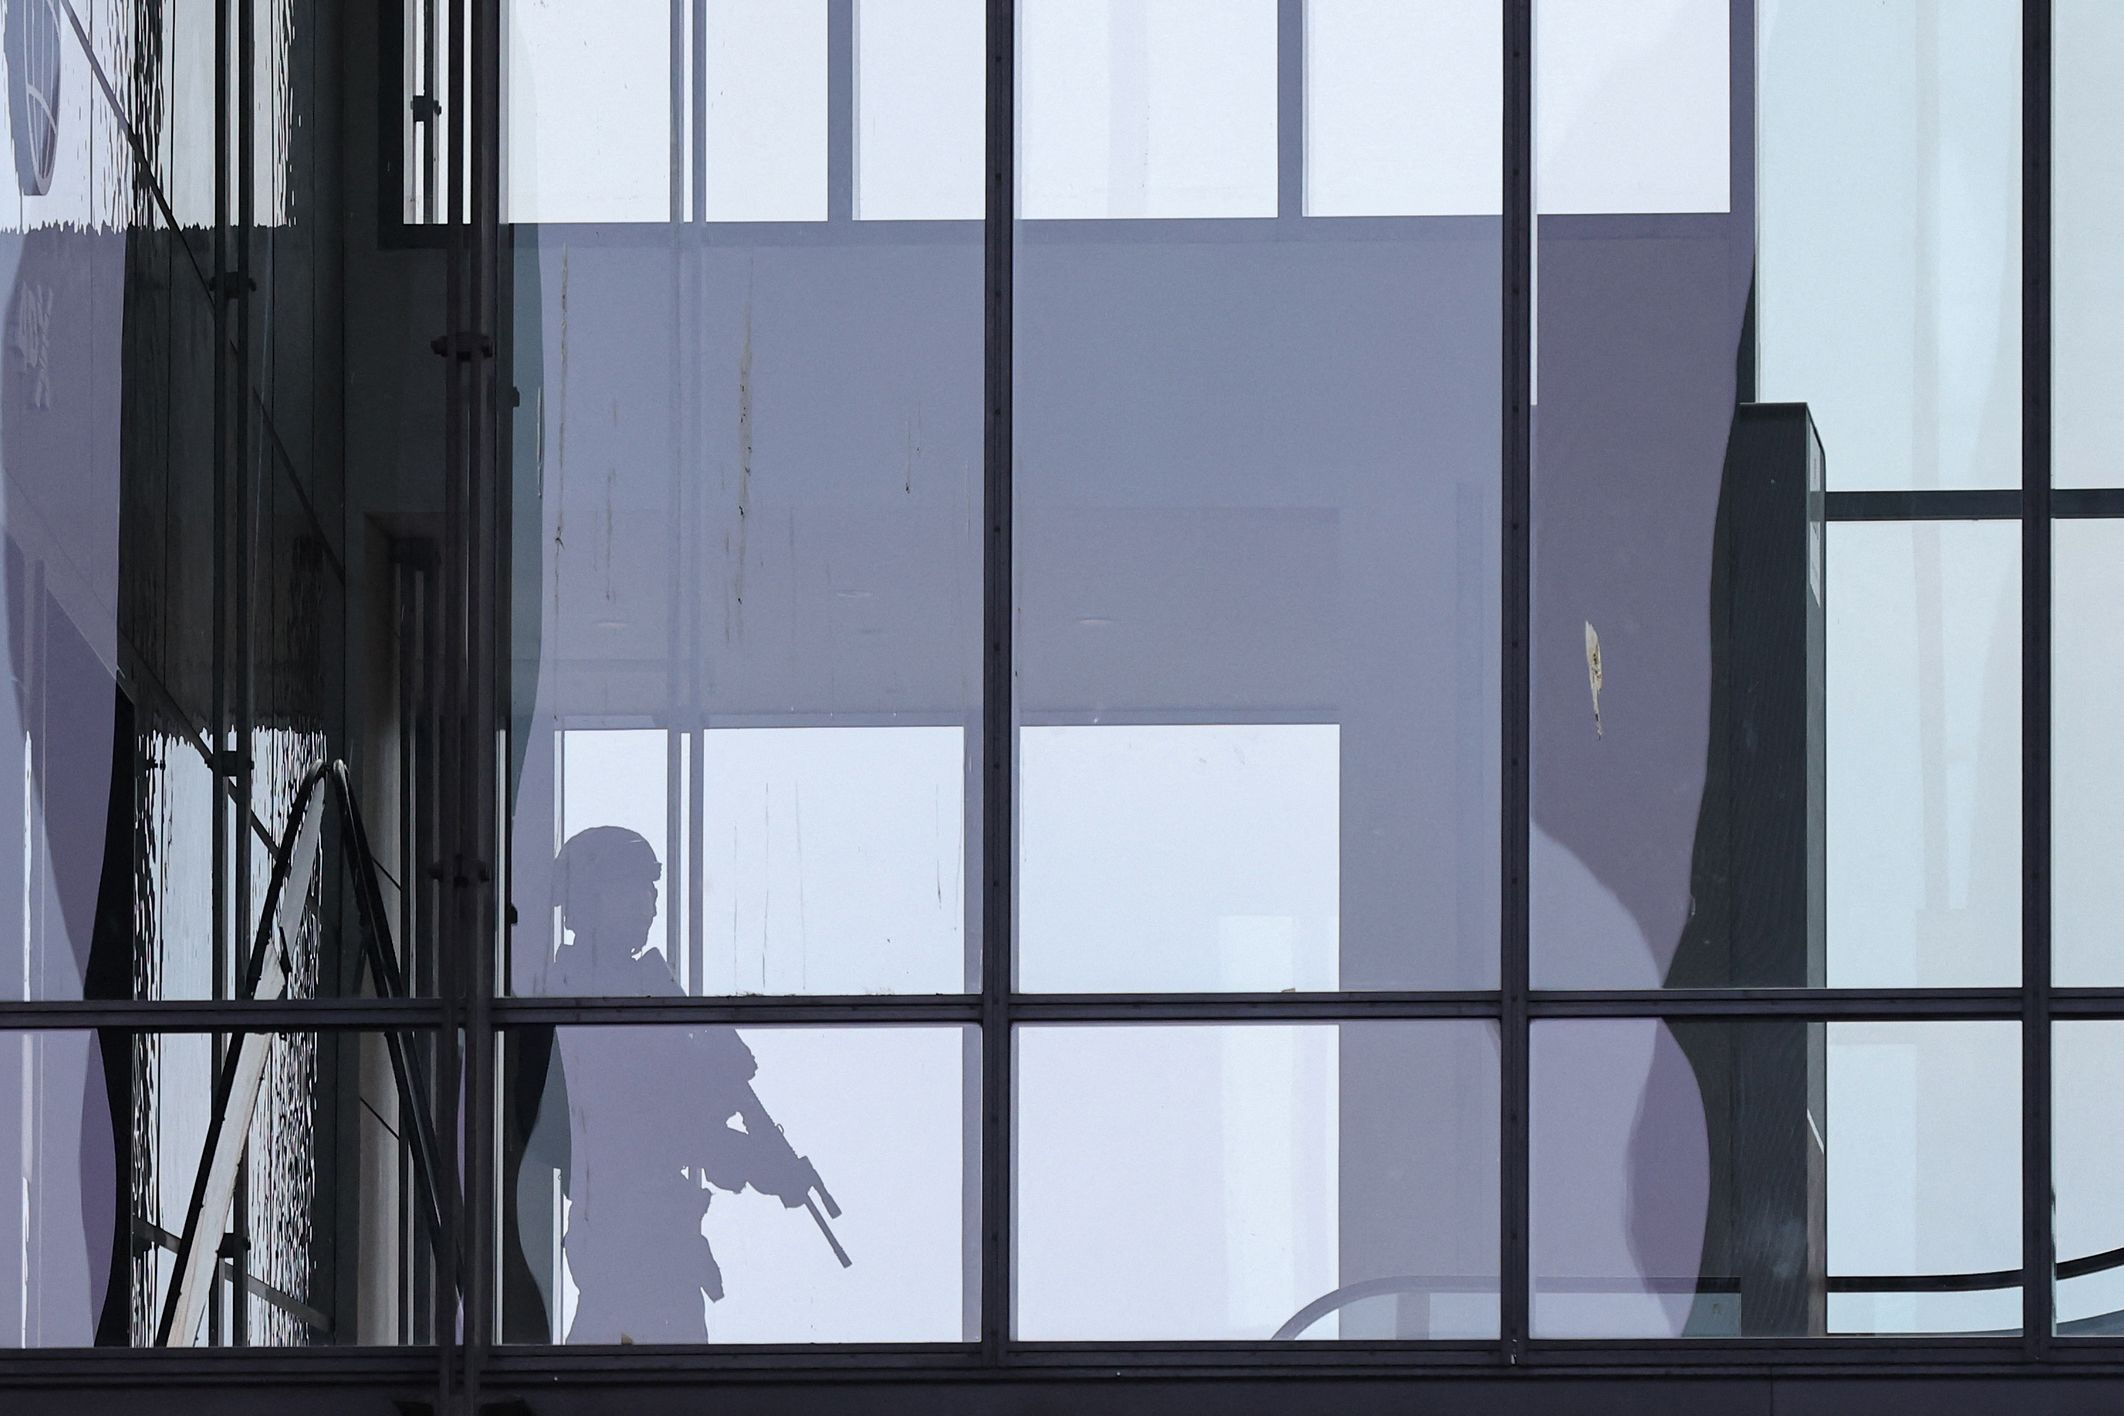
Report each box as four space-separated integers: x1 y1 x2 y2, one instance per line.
692 0 708 224
206 0 230 1346
666 0 689 996
231 0 257 1349
1275 0 1301 220
2021 0 2054 1357
437 0 469 1404
465 0 504 1400
1500 0 1534 1366
980 0 1014 1367
829 0 854 222
671 0 686 225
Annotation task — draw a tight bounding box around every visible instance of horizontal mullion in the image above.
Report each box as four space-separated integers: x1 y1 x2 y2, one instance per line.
0 998 444 1031
16 1343 2124 1381
2046 991 2124 1016
480 1344 986 1376
0 991 2034 1031
1529 988 2024 1018
491 995 983 1026
480 990 2052 1026
0 1348 440 1383
999 1342 1502 1368
1826 486 2124 522
1826 489 2022 521
2054 488 2124 517
1010 992 1500 1022
1515 1337 2031 1365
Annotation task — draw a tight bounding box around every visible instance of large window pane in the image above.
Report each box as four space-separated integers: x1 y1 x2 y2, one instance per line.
1535 0 1729 216
1533 1019 2020 1337
1 1028 442 1347
1019 0 1278 219
506 21 982 995
503 0 830 224
1305 0 1500 218
2053 0 2124 491
1758 0 2021 490
2055 522 2124 986
501 1024 974 1344
1529 0 1753 988
1015 1022 1499 1340
504 0 674 224
1016 7 1501 991
704 0 829 222
698 726 966 995
1018 724 1340 993
2054 1022 2124 1333
1826 521 2019 988
855 0 984 220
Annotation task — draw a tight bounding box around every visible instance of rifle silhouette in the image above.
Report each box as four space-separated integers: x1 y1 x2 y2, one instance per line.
732 1082 850 1268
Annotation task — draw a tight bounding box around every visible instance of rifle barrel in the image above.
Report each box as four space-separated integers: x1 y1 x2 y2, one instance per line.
805 1195 854 1268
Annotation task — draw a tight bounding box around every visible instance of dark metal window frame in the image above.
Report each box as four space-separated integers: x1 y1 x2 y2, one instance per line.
20 1 2124 1411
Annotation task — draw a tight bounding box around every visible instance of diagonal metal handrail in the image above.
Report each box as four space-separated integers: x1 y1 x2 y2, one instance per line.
155 761 458 1346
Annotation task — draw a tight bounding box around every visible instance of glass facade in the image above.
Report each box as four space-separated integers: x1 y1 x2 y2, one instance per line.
2 1 2122 1412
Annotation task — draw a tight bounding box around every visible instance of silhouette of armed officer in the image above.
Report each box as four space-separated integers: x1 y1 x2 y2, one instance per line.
550 826 830 1344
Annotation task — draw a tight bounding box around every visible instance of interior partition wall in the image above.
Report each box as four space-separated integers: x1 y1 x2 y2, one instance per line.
11 2 2124 1415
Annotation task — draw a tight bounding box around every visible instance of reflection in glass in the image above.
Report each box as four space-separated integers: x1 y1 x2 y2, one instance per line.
1528 0 1751 989
1533 1018 2019 1337
1018 724 1339 993
2054 1023 2124 1333
1015 4 1501 991
1018 0 1278 219
1758 0 2020 491
505 10 982 994
855 0 984 220
1014 1022 1499 1340
1305 0 1499 218
0 0 354 1001
703 0 828 222
2056 1 2124 490
1534 0 1729 216
502 1024 973 1344
2055 524 2124 985
699 726 966 995
541 727 968 997
0 1028 439 1347
1826 521 2019 988
504 0 676 224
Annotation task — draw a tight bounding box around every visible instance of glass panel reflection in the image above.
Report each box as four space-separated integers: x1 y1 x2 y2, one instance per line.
1826 521 2019 988
855 0 984 220
1528 0 1752 989
703 0 828 222
2056 0 2124 490
502 1024 974 1344
2054 522 2124 986
1018 0 1278 219
0 1027 441 1347
504 0 675 224
504 17 982 994
1018 724 1340 993
0 0 368 1001
1758 0 2021 491
2054 1022 2124 1334
1535 0 1729 216
1532 1019 2020 1337
1305 0 1499 218
1015 4 1501 991
1015 1022 1499 1340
